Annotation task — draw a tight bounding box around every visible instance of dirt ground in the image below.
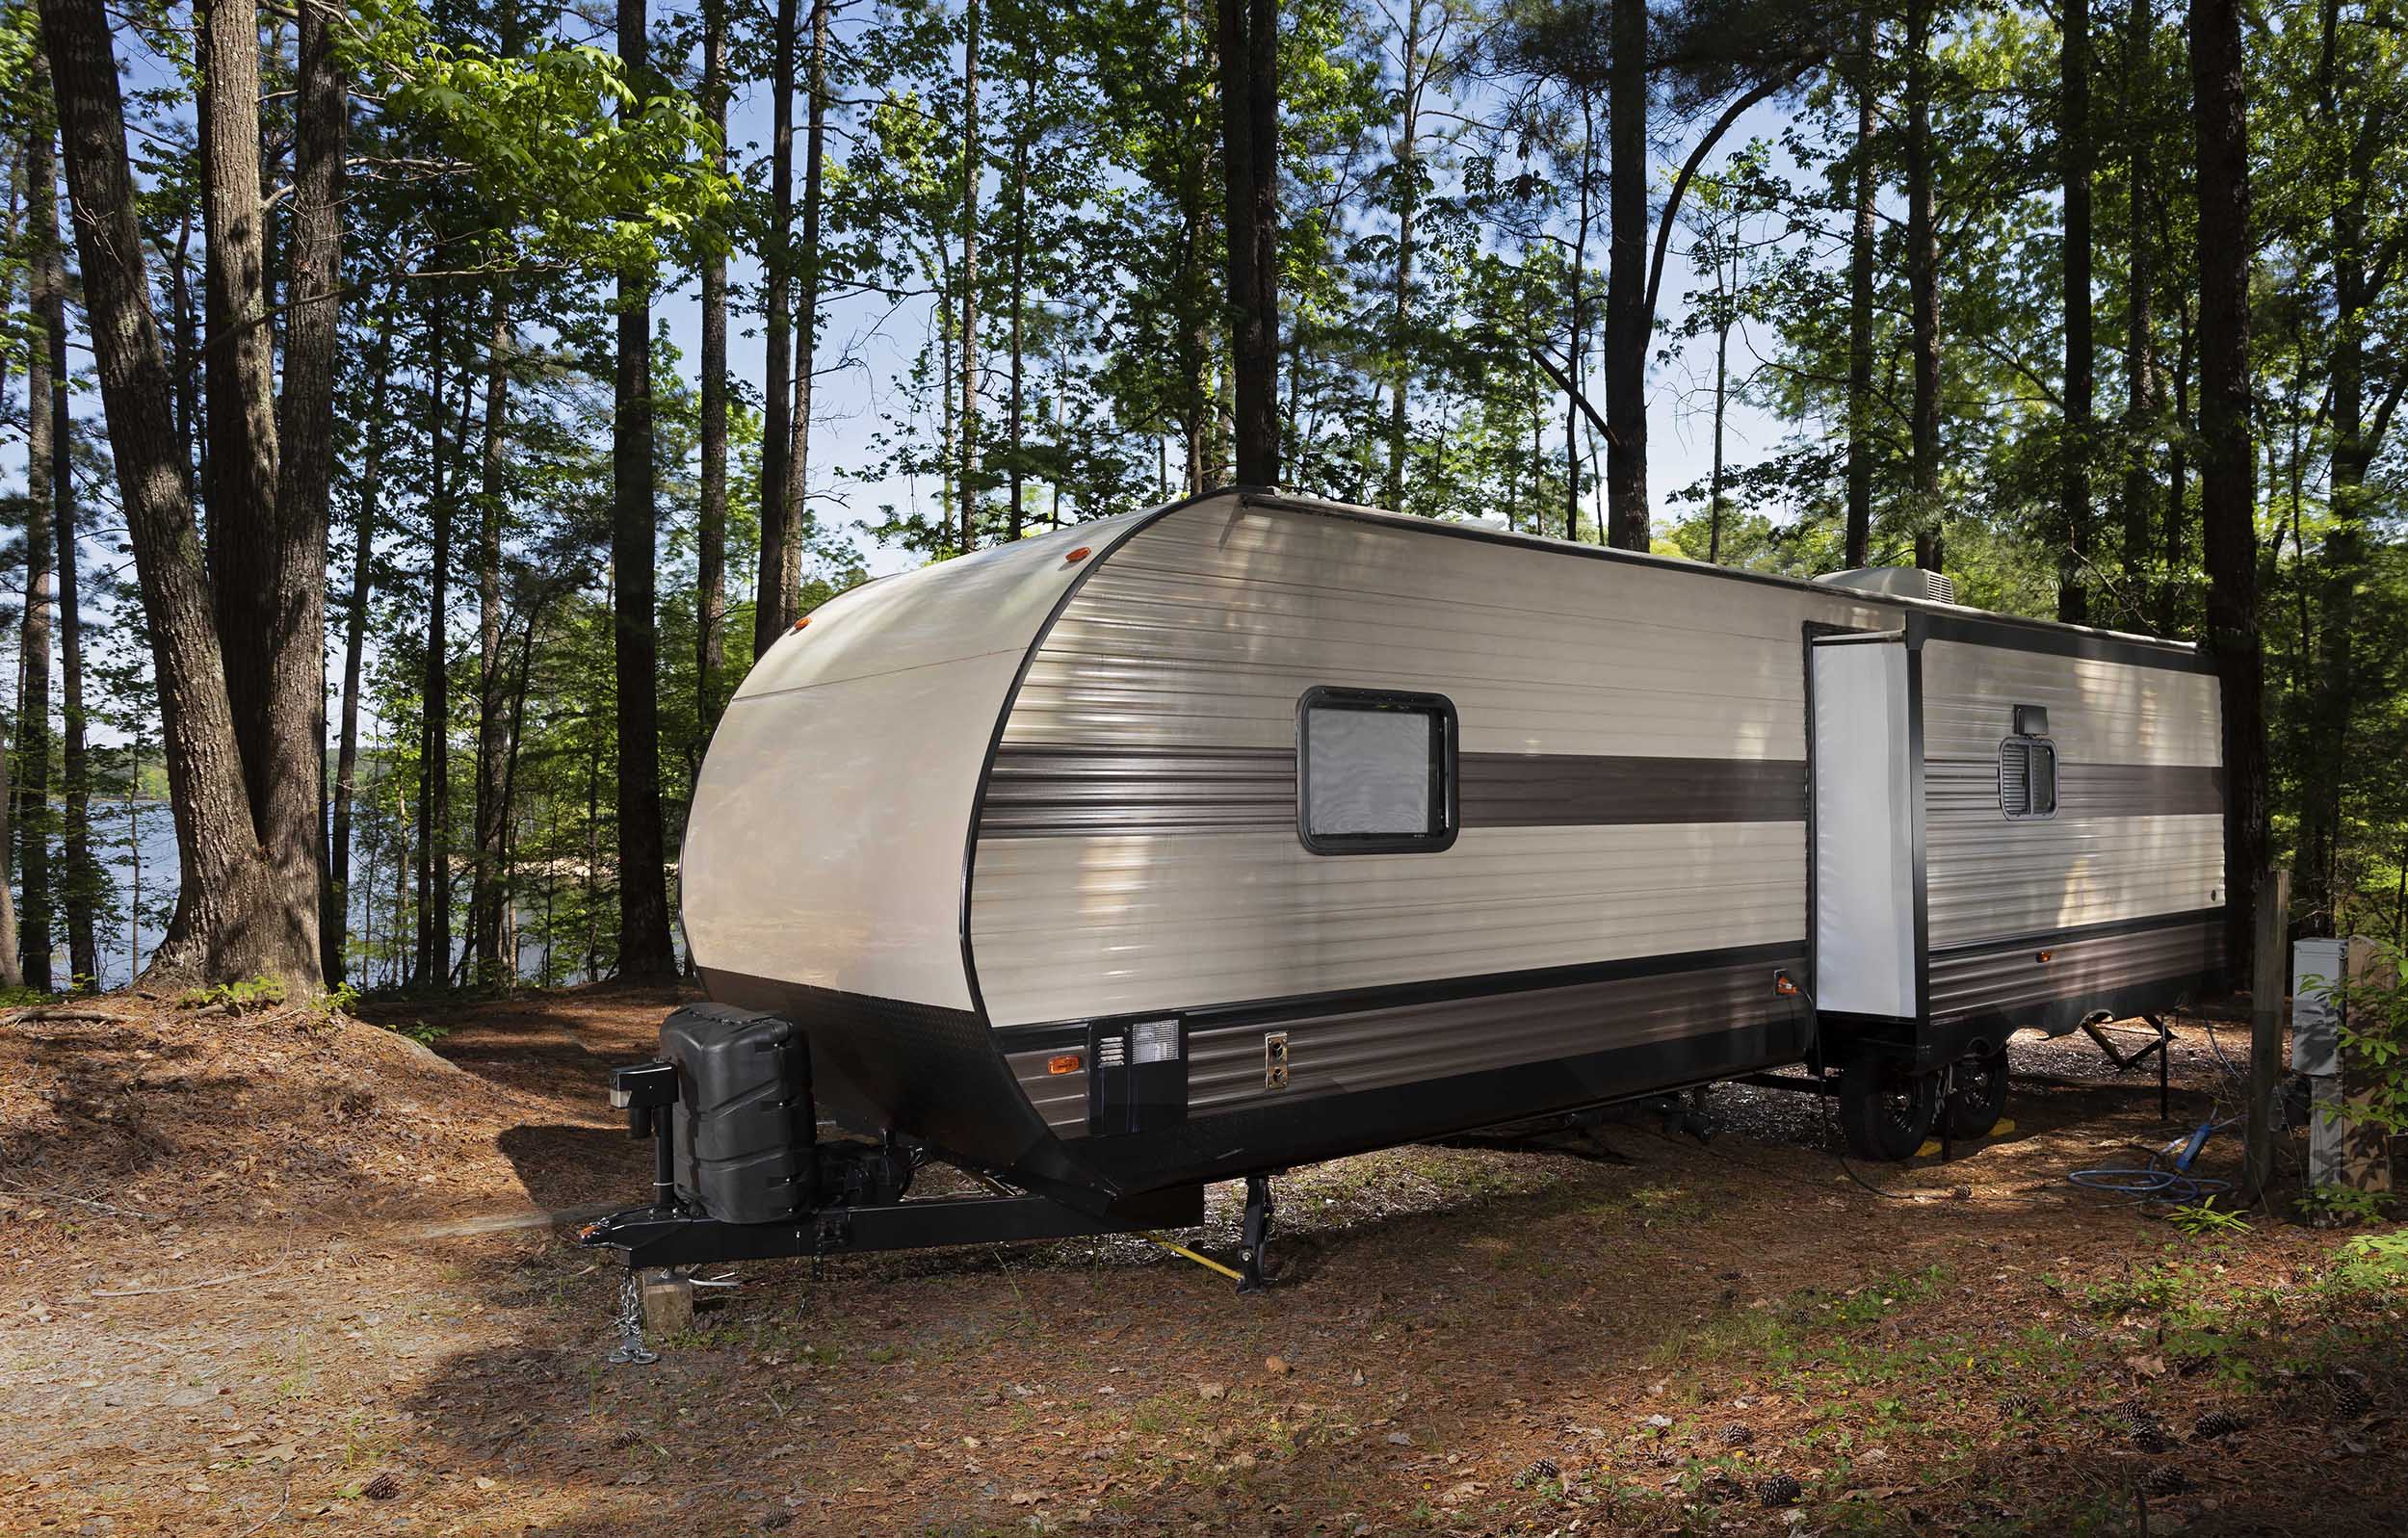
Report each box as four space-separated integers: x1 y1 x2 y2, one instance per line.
3 984 2402 1537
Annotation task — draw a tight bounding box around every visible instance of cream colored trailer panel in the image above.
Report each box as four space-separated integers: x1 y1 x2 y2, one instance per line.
681 514 1147 1008
1919 637 2224 951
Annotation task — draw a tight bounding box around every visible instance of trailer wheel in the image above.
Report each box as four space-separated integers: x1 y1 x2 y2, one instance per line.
1838 1051 1938 1161
1940 1048 2010 1140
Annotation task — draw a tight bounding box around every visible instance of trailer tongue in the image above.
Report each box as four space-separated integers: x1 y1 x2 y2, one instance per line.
577 1004 1217 1341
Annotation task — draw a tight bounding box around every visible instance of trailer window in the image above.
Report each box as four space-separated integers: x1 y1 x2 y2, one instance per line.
1998 736 2058 820
1296 688 1458 853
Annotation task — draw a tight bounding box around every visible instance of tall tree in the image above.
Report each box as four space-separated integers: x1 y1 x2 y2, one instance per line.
754 0 799 657
1220 0 1280 487
47 138 92 988
279 0 347 987
696 0 729 727
1602 0 1649 549
470 286 514 990
2188 0 2264 978
18 84 58 990
328 297 402 985
43 0 318 984
959 0 983 546
1843 7 1877 570
615 0 678 979
779 0 828 610
1904 0 1942 572
2116 0 2158 624
2058 0 2094 622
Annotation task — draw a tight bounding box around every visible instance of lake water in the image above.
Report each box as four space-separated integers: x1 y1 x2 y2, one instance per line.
40 802 670 992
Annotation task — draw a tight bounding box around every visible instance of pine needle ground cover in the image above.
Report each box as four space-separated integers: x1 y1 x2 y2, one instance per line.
1 994 2401 1535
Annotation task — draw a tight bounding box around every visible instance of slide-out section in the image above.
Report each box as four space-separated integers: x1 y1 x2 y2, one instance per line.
1809 633 1917 1021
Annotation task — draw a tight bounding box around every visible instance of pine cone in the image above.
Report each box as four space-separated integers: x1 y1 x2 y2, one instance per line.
1757 1473 1803 1507
1720 1422 1755 1447
1515 1456 1559 1488
2332 1369 2375 1418
2000 1392 2039 1418
2190 1408 2247 1442
2139 1464 2189 1499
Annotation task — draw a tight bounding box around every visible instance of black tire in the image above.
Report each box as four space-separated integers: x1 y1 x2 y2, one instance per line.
1838 1049 1939 1161
1941 1048 2010 1140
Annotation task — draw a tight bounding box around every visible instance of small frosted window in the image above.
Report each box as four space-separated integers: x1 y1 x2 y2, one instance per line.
1297 690 1455 853
2000 737 2058 820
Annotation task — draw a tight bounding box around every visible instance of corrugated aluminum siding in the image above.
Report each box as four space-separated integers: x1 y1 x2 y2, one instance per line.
1919 639 2225 954
969 499 1888 1030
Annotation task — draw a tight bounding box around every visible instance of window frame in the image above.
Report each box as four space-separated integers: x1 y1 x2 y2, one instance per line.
1997 734 2060 821
1294 686 1460 855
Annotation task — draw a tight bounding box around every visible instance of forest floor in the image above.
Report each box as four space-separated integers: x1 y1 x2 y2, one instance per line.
1 985 2403 1537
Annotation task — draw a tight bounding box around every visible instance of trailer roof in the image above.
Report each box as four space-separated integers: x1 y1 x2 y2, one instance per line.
1217 488 2210 669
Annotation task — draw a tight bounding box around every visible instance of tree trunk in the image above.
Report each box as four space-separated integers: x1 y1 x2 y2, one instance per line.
2301 5 2390 933
1905 0 1943 572
697 0 728 728
615 0 677 980
0 148 21 991
778 0 827 617
276 0 344 986
2162 294 2192 631
1603 0 1648 551
1844 8 1877 569
753 0 798 658
1007 57 1031 540
198 0 287 846
417 291 455 989
2188 0 2265 981
471 284 513 990
1218 0 1280 488
20 99 58 991
1568 105 1593 539
328 296 400 985
959 0 982 549
49 157 92 988
1385 1 1422 507
2058 0 2094 623
43 0 306 986
2116 0 2157 625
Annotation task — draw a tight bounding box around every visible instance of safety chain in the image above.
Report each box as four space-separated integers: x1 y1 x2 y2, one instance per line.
605 1269 658 1366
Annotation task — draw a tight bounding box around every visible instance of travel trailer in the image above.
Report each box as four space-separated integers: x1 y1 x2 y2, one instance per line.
586 488 2227 1288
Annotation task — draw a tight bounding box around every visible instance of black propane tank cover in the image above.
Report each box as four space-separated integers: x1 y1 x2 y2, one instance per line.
658 1004 814 1225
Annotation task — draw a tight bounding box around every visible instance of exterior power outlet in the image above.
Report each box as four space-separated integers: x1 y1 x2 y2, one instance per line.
1264 1031 1291 1090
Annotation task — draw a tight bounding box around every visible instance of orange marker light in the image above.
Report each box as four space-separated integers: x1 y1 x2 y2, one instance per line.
2035 951 2054 964
1064 546 1092 563
1772 970 1800 997
792 615 810 632
1047 1053 1084 1076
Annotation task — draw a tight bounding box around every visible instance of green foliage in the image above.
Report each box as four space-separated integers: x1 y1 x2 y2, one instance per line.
2328 1231 2408 1291
380 1018 453 1048
2167 1200 2254 1239
343 0 733 272
2299 1186 2395 1228
178 977 288 1013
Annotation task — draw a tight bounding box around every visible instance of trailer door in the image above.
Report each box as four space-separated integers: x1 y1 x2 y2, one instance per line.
1809 633 1918 1021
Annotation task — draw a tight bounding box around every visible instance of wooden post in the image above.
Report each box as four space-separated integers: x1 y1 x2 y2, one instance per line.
2243 867 2290 1201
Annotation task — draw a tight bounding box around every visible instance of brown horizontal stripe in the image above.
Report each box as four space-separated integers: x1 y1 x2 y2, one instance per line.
1460 752 1805 826
982 743 1806 836
1925 759 2223 818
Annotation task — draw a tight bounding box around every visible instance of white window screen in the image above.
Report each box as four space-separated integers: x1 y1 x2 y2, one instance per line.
1298 692 1453 850
1999 737 2058 820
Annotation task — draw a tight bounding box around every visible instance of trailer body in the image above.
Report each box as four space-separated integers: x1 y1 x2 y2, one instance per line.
678 490 2225 1213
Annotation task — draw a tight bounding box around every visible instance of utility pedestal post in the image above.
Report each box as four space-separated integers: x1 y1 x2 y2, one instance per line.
2243 868 2290 1202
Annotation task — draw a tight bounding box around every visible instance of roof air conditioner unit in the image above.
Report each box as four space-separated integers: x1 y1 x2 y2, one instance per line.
1814 566 1957 605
